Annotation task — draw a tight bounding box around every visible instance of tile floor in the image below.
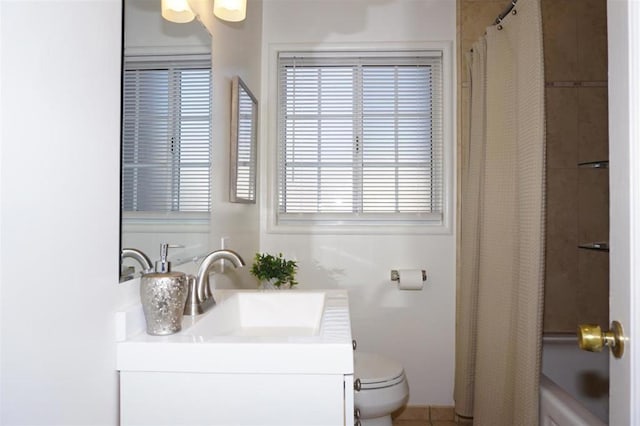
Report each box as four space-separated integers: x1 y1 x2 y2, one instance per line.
390 406 473 426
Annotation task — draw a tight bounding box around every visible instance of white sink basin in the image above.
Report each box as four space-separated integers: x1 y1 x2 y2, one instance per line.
186 291 326 337
116 289 353 375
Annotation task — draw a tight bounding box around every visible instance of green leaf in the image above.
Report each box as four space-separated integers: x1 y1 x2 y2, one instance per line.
250 252 298 287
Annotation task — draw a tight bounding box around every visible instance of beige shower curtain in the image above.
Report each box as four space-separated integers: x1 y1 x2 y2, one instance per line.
454 0 546 424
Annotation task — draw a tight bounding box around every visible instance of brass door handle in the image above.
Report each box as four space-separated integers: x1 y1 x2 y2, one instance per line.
578 321 625 359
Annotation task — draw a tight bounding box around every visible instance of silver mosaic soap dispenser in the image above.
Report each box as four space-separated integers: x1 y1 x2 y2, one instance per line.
140 243 189 335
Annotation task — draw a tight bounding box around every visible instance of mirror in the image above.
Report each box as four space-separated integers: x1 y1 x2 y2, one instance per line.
229 76 258 204
120 0 213 280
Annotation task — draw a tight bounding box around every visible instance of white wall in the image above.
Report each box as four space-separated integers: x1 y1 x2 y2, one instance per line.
260 0 457 405
0 1 123 424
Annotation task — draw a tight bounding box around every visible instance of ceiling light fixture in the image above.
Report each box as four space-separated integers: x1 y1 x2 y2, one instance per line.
161 0 196 23
213 0 247 22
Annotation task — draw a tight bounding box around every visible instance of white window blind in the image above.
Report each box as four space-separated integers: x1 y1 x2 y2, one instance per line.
277 51 444 226
122 55 212 213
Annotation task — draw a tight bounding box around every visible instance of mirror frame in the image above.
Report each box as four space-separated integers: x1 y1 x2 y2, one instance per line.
229 76 258 204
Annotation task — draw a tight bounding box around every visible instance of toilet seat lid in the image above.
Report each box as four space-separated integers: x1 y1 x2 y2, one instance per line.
355 352 405 386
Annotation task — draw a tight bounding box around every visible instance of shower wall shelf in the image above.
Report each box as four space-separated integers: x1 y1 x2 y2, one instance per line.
578 161 608 169
578 242 609 252
576 161 609 253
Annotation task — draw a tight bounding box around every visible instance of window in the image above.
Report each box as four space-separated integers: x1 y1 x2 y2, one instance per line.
276 50 444 228
121 55 212 216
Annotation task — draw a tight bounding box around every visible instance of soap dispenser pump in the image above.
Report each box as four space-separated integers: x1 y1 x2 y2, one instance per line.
140 243 189 335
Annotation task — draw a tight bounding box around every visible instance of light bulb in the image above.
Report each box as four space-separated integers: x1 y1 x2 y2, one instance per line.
162 0 196 23
213 0 247 22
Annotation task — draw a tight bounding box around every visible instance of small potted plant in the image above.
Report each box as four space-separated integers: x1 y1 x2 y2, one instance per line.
250 252 298 289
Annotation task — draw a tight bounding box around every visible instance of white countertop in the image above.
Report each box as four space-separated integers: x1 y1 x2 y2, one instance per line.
116 289 353 375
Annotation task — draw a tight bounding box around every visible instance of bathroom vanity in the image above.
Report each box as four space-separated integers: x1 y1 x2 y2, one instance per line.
116 289 354 425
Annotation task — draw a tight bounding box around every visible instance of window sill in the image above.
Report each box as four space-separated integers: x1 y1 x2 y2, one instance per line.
269 213 451 235
122 212 210 233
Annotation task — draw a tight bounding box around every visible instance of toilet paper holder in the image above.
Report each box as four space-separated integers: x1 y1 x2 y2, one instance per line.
390 269 427 282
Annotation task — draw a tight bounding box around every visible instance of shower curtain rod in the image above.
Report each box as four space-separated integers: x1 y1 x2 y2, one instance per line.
470 0 519 52
495 0 518 29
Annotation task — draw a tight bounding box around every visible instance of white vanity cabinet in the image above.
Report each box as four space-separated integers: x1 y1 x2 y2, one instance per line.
117 290 354 426
120 371 354 425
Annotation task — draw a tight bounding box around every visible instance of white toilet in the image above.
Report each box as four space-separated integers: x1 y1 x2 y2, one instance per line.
354 352 409 426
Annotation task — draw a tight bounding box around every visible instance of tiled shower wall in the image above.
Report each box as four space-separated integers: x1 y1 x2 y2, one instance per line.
457 0 609 333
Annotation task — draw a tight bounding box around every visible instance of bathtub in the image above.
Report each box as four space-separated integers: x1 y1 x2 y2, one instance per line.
540 335 608 425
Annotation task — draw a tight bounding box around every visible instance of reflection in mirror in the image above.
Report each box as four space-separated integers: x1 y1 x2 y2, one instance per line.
120 0 213 281
229 76 258 204
120 247 153 282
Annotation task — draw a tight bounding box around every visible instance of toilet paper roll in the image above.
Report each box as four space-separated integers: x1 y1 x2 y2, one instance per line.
397 269 424 290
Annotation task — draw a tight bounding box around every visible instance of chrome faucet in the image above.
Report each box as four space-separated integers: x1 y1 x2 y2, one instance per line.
184 249 245 315
120 248 153 278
